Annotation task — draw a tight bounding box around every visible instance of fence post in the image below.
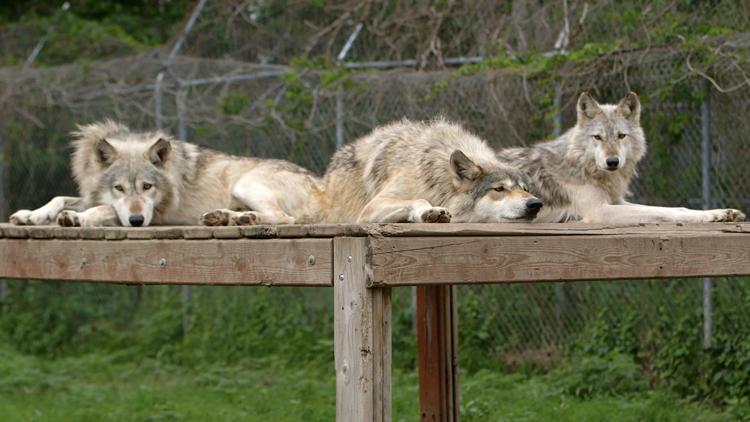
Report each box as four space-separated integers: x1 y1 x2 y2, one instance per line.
701 83 713 348
334 237 392 422
553 82 565 338
417 285 459 422
0 120 5 315
151 0 207 337
176 88 192 335
335 22 363 149
24 2 70 68
336 90 345 149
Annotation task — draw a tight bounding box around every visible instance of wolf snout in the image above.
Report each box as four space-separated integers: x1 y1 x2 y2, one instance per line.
605 157 620 171
525 199 543 217
129 215 145 227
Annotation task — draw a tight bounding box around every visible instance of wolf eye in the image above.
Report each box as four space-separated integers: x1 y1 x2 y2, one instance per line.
593 134 603 141
617 133 627 139
143 183 153 191
114 185 124 192
494 186 505 192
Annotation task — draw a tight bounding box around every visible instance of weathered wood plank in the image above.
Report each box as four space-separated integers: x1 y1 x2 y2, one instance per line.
240 225 279 238
369 233 750 286
104 228 128 240
366 222 750 237
372 281 392 422
0 238 332 286
27 227 56 239
417 285 459 422
334 237 391 422
80 228 106 240
277 224 369 238
2 222 748 240
211 227 242 239
3 225 29 238
181 227 213 239
51 227 82 239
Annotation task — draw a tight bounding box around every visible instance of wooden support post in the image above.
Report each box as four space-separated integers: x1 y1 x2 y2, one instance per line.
334 237 391 422
417 285 459 422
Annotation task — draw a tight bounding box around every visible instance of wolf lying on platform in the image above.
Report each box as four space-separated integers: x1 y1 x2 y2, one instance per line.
497 92 745 224
10 121 319 227
312 118 543 223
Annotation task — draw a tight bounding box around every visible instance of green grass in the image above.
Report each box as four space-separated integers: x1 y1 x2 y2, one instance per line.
0 346 732 422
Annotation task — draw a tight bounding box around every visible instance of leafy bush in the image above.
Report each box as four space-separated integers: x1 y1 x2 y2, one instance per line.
550 353 647 399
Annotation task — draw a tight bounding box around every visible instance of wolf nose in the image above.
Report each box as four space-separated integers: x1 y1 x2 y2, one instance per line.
129 215 145 227
606 157 620 170
526 199 544 212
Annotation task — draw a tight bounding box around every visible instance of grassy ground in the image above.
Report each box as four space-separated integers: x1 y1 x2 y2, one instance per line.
0 346 732 422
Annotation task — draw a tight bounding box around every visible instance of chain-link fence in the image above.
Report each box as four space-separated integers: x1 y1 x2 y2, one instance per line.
1 1 750 386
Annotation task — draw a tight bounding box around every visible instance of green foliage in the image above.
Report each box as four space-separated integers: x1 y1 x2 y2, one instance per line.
1 0 192 45
561 279 750 407
2 1 750 416
218 93 251 116
3 113 84 211
457 287 503 372
261 55 361 168
551 353 648 399
459 368 727 422
0 345 732 421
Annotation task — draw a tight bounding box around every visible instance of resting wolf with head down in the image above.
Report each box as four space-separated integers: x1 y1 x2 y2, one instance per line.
497 92 745 224
313 118 543 223
10 120 319 227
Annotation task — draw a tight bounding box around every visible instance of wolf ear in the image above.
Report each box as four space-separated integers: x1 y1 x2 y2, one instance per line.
577 92 601 122
94 138 117 166
450 150 482 181
147 138 171 167
617 92 640 122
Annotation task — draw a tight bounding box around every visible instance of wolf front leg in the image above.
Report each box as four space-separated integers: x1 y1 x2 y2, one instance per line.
57 205 120 227
334 237 391 422
232 180 296 225
202 180 299 226
10 196 86 225
583 203 745 224
358 197 452 223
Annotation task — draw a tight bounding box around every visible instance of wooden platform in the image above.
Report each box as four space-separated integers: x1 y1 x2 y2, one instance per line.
2 222 748 286
2 221 750 421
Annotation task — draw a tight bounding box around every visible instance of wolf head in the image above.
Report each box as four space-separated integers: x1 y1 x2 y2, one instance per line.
450 150 543 221
572 92 646 173
72 121 175 227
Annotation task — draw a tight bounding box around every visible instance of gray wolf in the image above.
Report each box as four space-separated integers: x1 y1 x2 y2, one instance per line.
497 92 745 224
311 118 543 223
10 120 319 227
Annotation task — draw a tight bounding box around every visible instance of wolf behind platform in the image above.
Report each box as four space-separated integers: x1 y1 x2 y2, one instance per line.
497 92 745 224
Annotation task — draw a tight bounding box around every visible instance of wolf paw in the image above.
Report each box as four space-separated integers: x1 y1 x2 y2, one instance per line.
57 210 81 227
9 210 32 225
201 209 231 226
10 209 57 225
421 207 452 223
232 212 260 226
721 209 746 222
706 209 745 222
